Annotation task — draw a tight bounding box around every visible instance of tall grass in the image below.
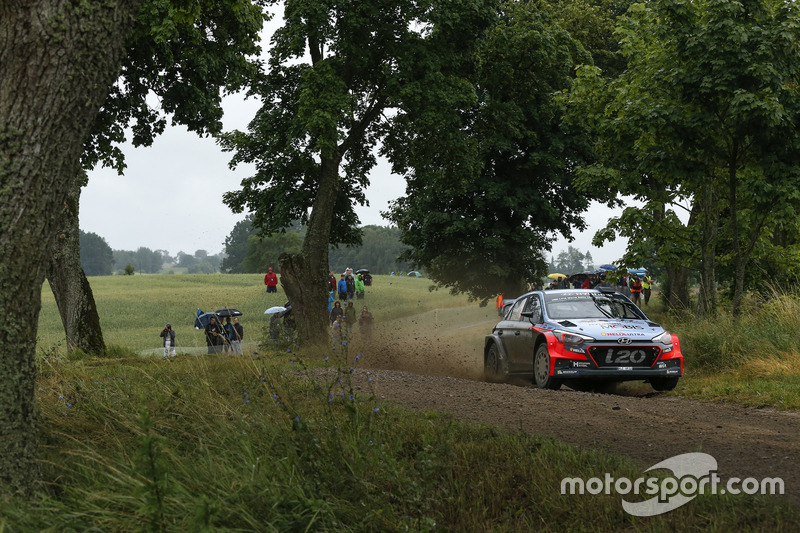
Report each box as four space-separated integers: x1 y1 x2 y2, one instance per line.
6 347 794 530
648 288 800 408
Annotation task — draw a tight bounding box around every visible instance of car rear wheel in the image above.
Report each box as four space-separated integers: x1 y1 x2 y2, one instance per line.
650 377 679 391
534 344 561 390
484 343 507 383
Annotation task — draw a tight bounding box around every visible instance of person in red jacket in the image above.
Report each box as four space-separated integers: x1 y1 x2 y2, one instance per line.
264 267 278 293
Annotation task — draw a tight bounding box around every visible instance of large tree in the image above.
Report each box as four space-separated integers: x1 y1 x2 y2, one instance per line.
0 0 146 497
567 0 800 315
385 0 593 301
47 0 266 354
223 0 499 344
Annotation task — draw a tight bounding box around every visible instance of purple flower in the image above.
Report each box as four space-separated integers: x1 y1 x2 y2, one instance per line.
260 377 266 382
373 408 380 413
323 356 329 362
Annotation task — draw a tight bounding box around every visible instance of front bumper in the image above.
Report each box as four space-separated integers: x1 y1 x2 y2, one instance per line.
553 357 683 380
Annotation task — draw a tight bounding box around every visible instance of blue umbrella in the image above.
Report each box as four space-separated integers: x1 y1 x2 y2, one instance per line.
598 264 617 272
627 268 647 275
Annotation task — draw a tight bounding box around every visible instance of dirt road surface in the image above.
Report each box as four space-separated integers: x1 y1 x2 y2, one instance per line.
342 306 799 507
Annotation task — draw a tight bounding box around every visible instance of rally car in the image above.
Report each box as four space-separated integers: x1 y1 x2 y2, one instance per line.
483 288 683 391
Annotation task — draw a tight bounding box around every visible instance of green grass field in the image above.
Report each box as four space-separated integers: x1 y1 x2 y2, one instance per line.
11 275 797 530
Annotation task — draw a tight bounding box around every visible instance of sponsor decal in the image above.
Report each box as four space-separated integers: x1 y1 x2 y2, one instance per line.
603 323 646 330
557 370 579 375
567 346 586 354
617 366 633 371
572 361 592 368
600 332 647 337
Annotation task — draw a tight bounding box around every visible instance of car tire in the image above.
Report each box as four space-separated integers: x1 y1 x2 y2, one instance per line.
650 377 679 391
534 344 561 390
484 343 507 383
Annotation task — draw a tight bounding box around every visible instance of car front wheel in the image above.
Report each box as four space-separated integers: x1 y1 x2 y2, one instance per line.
650 377 679 391
534 344 561 390
484 343 507 383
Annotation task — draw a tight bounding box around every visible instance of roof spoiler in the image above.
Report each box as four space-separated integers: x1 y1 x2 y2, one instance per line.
598 287 617 295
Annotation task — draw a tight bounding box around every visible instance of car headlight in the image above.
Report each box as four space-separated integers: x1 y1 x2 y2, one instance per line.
651 331 673 344
553 329 594 344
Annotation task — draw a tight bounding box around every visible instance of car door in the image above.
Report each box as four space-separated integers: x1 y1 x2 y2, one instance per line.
518 295 543 374
502 297 533 372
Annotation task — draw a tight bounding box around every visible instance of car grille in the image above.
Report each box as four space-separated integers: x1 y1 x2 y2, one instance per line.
587 345 661 368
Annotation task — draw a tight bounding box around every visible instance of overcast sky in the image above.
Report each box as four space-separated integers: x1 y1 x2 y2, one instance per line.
79 5 630 265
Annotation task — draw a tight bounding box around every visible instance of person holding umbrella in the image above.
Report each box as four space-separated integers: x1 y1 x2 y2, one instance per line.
204 315 225 354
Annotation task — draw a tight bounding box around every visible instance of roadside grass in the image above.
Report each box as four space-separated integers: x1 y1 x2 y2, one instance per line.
646 291 800 409
6 347 794 531
19 276 799 528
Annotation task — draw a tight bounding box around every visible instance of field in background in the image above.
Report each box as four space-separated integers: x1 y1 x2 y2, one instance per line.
36 273 481 355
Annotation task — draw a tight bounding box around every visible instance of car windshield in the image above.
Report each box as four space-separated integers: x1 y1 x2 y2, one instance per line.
543 292 644 320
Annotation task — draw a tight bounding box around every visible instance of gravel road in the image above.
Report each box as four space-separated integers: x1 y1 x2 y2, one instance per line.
329 306 800 508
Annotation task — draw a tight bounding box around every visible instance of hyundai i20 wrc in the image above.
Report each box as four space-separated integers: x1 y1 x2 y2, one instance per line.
484 288 683 391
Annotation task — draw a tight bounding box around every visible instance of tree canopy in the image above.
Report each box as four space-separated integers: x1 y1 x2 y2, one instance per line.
386 0 594 302
566 0 800 313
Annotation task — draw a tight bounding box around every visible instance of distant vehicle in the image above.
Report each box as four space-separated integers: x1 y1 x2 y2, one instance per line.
483 288 683 392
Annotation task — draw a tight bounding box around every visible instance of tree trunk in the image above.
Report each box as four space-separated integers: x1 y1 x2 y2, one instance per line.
0 0 143 496
280 153 343 346
696 180 718 316
663 265 690 310
47 177 106 355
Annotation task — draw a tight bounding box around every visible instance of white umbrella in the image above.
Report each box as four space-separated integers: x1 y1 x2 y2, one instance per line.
264 306 287 314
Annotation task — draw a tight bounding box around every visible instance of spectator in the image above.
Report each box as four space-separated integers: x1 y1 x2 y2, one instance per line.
629 274 643 306
231 317 244 354
581 277 591 289
345 301 357 331
359 306 374 339
355 274 365 299
328 270 337 292
345 273 356 300
223 316 234 354
264 267 278 293
160 323 176 357
204 316 225 354
337 274 348 301
642 273 653 306
331 315 344 344
269 313 281 344
329 301 344 324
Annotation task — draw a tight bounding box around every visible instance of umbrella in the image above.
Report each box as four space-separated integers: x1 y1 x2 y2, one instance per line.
194 312 220 329
264 306 287 315
215 308 243 317
627 268 647 275
407 271 422 277
547 273 567 279
598 264 617 272
356 268 370 274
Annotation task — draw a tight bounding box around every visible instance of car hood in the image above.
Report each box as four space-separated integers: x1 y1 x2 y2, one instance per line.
545 318 664 341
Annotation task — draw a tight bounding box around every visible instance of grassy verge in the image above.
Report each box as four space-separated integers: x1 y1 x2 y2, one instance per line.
4 346 794 531
647 291 800 409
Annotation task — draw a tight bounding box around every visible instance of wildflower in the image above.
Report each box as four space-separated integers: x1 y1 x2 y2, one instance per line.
286 348 291 353
58 395 63 400
342 341 348 347
294 416 300 423
373 408 380 413
349 395 354 401
368 377 373 383
290 360 294 365
273 394 278 399
323 356 329 362
260 377 266 382
355 353 361 361
66 403 73 408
